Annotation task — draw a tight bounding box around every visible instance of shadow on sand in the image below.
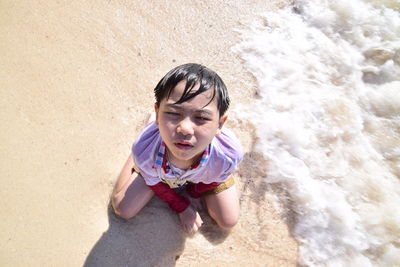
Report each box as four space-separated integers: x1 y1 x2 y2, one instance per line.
84 195 231 266
84 198 185 267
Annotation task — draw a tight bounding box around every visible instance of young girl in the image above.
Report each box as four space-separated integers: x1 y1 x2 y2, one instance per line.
111 63 243 233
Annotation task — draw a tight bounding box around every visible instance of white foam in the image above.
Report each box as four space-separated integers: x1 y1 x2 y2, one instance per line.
234 0 400 266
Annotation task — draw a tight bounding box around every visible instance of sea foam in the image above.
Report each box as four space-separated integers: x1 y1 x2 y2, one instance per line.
234 0 400 266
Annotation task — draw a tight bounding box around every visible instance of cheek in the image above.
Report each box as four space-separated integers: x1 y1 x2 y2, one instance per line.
196 126 219 142
158 120 176 139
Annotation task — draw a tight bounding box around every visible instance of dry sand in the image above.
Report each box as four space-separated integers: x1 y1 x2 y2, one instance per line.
1 0 297 266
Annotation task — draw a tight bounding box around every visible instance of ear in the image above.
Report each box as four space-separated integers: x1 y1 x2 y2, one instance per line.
154 103 159 126
216 114 228 135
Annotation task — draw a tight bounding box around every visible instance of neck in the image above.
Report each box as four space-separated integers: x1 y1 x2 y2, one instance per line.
166 149 202 170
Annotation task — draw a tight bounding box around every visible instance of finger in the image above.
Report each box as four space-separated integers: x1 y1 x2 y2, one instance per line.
182 222 189 233
185 225 194 234
196 220 203 228
196 212 203 224
195 216 203 228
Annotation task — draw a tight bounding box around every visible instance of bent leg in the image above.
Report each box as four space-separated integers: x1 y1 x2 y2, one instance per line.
111 154 154 220
203 184 240 229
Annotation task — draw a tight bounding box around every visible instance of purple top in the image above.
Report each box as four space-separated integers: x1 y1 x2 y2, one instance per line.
132 122 243 187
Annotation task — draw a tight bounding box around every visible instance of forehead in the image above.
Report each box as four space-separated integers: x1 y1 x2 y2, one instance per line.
166 80 218 110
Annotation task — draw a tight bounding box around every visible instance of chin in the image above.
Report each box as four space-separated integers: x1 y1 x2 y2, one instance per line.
172 150 198 161
173 152 194 160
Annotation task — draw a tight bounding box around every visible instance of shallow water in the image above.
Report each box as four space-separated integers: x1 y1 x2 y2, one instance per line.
234 0 400 266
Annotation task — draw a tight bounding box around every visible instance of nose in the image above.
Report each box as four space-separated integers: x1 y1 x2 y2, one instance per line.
176 117 194 136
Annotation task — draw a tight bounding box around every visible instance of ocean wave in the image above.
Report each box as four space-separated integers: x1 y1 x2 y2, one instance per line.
234 0 400 266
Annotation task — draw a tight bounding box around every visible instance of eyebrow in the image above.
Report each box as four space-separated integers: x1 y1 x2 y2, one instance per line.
165 104 214 115
165 104 184 110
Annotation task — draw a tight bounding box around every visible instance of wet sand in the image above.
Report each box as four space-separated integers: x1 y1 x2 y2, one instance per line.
0 0 297 266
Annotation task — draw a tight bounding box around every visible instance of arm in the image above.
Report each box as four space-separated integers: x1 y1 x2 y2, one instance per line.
111 155 154 220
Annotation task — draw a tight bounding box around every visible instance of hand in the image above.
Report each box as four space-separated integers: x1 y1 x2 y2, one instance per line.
178 206 203 233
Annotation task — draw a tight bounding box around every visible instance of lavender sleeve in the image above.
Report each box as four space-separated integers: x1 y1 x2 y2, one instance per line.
201 128 244 184
132 122 162 186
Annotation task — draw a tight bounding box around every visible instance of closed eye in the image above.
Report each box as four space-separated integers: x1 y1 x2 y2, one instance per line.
196 116 211 121
165 111 180 115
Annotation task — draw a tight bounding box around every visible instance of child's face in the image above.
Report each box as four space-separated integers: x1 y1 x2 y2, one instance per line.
155 80 227 169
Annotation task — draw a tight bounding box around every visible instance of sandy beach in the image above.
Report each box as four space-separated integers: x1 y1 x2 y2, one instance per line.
0 0 297 266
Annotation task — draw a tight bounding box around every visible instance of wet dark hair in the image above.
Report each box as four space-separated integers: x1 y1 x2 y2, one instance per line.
154 63 230 117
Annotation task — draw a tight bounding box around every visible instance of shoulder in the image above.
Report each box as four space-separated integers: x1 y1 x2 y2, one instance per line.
132 122 160 156
212 127 243 163
131 122 161 182
134 121 160 144
200 127 243 183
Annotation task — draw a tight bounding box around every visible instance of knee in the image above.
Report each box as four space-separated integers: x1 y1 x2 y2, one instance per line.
113 207 133 220
216 215 239 230
113 205 138 220
112 199 137 220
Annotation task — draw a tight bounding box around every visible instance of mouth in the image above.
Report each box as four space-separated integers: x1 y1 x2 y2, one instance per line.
174 141 194 150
